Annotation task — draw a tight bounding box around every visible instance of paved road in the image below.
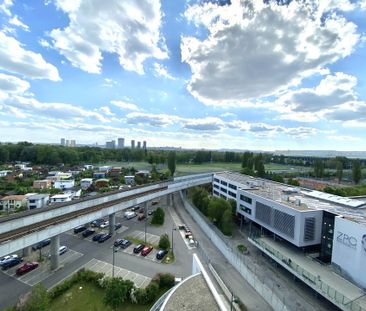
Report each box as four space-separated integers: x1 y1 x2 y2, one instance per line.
0 196 193 310
172 193 273 311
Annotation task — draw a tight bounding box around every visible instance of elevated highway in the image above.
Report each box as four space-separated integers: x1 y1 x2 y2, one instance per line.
0 173 213 263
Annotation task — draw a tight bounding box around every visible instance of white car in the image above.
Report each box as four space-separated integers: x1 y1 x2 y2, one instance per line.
0 254 18 265
99 221 109 228
59 246 68 255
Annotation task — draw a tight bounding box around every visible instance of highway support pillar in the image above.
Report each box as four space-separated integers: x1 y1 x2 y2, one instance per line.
50 235 60 270
109 213 116 236
167 193 173 206
144 202 148 244
22 246 31 257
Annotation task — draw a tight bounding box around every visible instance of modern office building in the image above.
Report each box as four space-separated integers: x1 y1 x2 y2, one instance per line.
117 138 125 149
137 141 141 148
131 140 135 148
212 172 366 296
143 140 147 149
70 139 76 147
60 138 65 146
106 140 115 149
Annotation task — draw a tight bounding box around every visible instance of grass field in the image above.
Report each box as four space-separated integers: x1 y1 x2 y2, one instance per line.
49 282 156 311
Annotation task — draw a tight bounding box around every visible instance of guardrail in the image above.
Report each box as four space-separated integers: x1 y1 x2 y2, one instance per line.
249 237 366 311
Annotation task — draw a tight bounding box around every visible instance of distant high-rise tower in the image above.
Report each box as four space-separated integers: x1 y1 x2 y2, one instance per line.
143 141 146 149
61 138 65 146
70 140 76 147
66 140 70 147
137 141 141 149
106 140 116 149
117 138 125 149
131 140 135 148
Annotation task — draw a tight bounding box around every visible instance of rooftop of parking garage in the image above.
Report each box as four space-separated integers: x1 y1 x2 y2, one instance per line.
215 172 366 224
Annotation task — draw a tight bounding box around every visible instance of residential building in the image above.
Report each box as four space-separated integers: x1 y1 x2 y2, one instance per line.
0 170 12 177
135 170 149 178
27 194 49 210
137 141 141 148
93 172 106 179
66 139 70 146
70 139 76 147
117 138 125 149
124 175 135 185
131 140 135 148
98 166 111 172
95 179 109 189
80 178 93 190
0 195 26 211
84 164 94 170
54 179 75 189
64 188 82 199
33 179 52 189
106 140 115 149
61 138 65 146
213 171 366 298
143 140 146 149
49 193 73 204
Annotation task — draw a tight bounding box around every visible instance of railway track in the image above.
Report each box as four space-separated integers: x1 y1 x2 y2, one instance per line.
0 186 167 244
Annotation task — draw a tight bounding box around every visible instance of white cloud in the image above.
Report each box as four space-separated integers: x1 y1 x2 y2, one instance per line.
0 31 61 81
220 112 236 118
183 117 224 131
98 106 115 116
182 0 359 107
327 135 361 142
153 63 176 80
0 0 13 16
102 78 117 87
0 73 30 96
126 112 178 127
8 15 29 31
50 0 168 74
39 38 51 48
111 100 140 111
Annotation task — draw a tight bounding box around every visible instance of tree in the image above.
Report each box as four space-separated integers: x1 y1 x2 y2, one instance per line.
104 278 134 310
352 159 362 184
336 160 343 183
313 159 324 178
151 207 165 225
228 199 237 216
167 151 176 177
221 208 233 236
208 197 230 227
23 283 50 311
159 233 170 250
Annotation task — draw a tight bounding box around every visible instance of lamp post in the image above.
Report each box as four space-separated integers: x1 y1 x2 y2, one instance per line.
171 226 177 254
112 245 117 278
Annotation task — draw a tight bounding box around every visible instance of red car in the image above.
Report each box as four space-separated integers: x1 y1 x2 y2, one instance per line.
141 246 153 256
16 262 39 276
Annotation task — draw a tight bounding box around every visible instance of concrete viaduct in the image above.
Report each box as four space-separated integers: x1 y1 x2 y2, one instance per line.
0 173 213 269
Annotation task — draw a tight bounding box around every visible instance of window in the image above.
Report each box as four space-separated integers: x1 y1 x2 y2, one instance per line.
229 184 237 190
240 194 252 204
213 190 219 196
214 178 220 183
228 191 236 198
220 180 227 186
240 205 252 215
214 184 219 189
220 187 227 193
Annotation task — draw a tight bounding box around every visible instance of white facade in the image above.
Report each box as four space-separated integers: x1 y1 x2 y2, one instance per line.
80 178 93 190
0 170 11 177
98 166 111 172
84 164 93 170
332 217 366 288
50 193 73 203
27 194 49 210
125 175 135 185
54 179 75 189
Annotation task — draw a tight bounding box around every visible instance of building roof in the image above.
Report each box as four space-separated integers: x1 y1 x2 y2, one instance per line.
162 274 219 311
50 194 73 199
27 194 50 200
81 178 93 182
1 195 26 201
215 171 366 224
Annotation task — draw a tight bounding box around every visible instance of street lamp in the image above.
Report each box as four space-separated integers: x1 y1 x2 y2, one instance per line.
171 226 177 254
112 245 118 278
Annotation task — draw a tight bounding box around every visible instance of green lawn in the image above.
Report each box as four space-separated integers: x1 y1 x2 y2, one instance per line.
49 282 152 311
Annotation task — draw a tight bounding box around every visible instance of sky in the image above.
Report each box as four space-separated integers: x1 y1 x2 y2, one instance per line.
0 0 366 151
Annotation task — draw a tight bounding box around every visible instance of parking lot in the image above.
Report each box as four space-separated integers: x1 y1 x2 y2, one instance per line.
1 249 83 286
127 230 160 245
66 224 129 242
83 258 151 288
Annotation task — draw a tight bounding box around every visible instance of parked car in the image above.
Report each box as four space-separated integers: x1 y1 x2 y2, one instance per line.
141 246 153 256
148 210 154 216
91 219 104 227
99 221 109 228
32 239 51 251
0 254 18 266
133 244 145 254
48 246 68 258
178 224 186 230
1 257 22 270
16 262 38 276
114 223 122 230
82 228 95 238
74 225 87 234
92 233 105 242
156 249 168 260
124 211 137 219
151 200 159 205
98 233 112 243
138 214 145 221
131 205 140 211
114 239 131 249
138 207 144 213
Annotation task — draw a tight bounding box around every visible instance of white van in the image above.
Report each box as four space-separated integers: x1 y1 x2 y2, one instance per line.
124 211 137 219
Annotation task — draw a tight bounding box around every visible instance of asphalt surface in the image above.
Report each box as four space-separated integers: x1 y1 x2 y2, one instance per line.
0 196 193 310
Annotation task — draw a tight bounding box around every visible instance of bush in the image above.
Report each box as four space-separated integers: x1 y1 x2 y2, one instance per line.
158 234 170 250
237 244 247 253
151 207 164 225
157 273 175 289
103 278 134 309
145 281 159 303
133 288 148 305
22 283 50 311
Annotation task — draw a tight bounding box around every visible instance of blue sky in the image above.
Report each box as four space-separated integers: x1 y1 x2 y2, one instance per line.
0 0 366 151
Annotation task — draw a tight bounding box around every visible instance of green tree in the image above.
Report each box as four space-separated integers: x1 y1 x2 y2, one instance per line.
352 159 362 184
167 151 176 177
104 278 134 310
158 233 170 250
0 147 9 163
221 208 233 236
23 283 50 311
313 159 324 178
151 207 165 225
336 160 343 183
272 174 284 183
208 197 230 227
228 199 237 216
